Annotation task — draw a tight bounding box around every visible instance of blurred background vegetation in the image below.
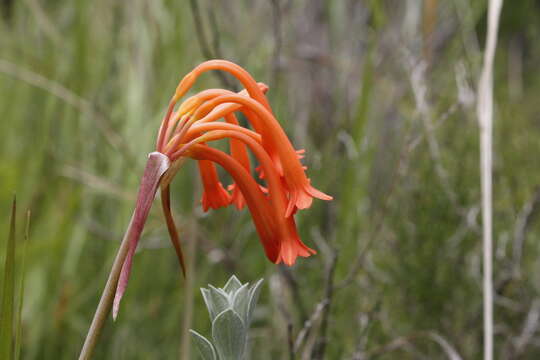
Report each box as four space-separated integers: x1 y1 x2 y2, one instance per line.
1 0 540 359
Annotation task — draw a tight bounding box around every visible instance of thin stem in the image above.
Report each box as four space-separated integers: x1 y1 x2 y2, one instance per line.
179 218 198 360
78 214 134 360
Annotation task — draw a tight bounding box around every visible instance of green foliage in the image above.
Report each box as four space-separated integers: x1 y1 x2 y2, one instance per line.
0 198 17 359
0 199 29 360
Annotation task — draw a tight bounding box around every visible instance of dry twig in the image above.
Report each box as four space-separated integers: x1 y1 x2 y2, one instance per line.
477 1 503 359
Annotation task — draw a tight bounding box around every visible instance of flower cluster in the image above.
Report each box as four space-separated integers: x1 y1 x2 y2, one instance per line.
112 60 331 319
157 60 332 267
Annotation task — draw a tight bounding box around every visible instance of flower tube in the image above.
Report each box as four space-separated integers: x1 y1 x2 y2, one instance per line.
187 144 281 262
197 159 231 211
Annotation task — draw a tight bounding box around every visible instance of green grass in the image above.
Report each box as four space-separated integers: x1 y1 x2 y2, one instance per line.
0 197 17 359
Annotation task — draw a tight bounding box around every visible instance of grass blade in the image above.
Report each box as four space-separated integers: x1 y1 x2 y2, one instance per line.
0 197 17 360
14 211 30 360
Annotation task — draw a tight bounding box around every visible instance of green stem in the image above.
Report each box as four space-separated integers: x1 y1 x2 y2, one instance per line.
78 215 134 360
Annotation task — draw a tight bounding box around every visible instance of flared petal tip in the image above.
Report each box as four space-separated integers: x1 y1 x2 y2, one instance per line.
227 183 246 210
256 82 269 93
275 241 316 266
306 184 333 201
201 182 232 211
285 183 333 217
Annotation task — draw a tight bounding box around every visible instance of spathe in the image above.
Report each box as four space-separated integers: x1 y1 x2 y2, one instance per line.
112 152 170 320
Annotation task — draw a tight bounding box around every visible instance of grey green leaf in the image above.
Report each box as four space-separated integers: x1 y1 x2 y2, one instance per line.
202 285 231 322
232 283 250 325
247 279 264 323
212 309 246 360
223 275 243 294
190 330 217 360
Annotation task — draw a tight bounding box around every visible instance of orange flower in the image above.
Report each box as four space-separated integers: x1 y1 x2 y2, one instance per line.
113 60 331 317
197 159 231 211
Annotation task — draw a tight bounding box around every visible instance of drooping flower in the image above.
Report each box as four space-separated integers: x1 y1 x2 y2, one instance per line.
197 159 231 211
113 60 331 318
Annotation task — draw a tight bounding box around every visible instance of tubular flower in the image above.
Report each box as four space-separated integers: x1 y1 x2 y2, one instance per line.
197 159 231 211
112 60 331 318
